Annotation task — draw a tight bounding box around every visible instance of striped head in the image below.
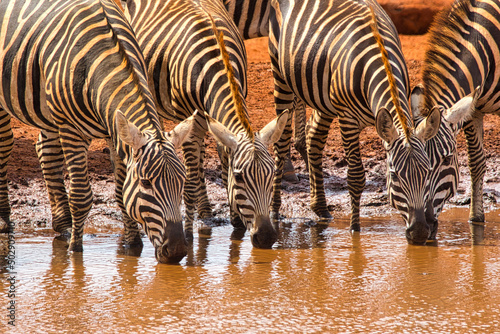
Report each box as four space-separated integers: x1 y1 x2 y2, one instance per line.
368 5 442 244
205 111 289 248
116 112 196 263
376 107 441 244
410 86 479 239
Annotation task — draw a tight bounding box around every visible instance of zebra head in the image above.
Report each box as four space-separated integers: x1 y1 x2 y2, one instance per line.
375 105 441 244
116 111 196 263
205 110 289 248
410 85 479 239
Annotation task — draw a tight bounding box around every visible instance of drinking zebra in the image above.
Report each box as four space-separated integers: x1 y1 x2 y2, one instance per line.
122 0 288 248
414 0 499 230
268 0 442 243
223 0 308 180
0 0 196 263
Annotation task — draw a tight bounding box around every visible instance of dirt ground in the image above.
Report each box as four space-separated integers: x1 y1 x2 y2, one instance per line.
6 33 500 236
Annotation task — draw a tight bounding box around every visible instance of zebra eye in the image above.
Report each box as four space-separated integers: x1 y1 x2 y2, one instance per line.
140 179 153 189
390 171 398 181
234 172 244 183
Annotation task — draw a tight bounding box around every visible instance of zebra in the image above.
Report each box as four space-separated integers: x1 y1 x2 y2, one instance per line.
413 0 500 229
268 0 443 244
122 0 288 248
0 0 197 263
223 0 309 181
411 85 478 239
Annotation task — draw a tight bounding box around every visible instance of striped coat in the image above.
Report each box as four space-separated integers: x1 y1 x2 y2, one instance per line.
269 0 442 243
415 0 500 228
123 0 288 248
0 0 195 263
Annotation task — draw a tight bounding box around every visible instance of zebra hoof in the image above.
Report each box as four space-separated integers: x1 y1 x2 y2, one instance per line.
120 233 143 248
315 210 333 220
117 243 143 257
230 227 246 241
68 241 83 252
230 215 245 230
282 171 299 183
350 223 360 232
198 224 212 236
53 229 72 248
184 230 194 243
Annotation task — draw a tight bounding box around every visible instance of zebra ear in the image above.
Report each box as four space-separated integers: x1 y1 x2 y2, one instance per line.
415 106 441 142
116 111 147 151
443 86 480 126
375 108 398 145
205 112 238 152
410 84 425 118
256 109 290 146
165 111 197 149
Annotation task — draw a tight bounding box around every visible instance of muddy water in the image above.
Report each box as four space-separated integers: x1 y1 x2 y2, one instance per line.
1 207 500 332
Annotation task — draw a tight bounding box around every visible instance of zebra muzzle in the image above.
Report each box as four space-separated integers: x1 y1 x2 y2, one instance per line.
250 215 278 249
155 225 188 263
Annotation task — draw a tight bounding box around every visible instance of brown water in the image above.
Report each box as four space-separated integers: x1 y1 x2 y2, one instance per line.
1 207 500 333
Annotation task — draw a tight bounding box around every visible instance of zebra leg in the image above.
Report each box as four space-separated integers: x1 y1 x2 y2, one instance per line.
196 140 213 219
59 128 93 252
340 119 364 232
36 130 72 237
463 116 486 223
182 116 208 240
0 111 13 233
217 142 245 231
271 111 294 219
107 138 143 248
307 109 334 221
293 96 309 171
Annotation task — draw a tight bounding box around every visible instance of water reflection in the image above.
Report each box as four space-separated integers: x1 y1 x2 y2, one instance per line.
5 208 500 332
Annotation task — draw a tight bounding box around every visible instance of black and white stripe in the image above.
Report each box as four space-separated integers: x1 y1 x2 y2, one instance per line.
123 0 287 248
269 0 442 243
415 0 499 227
0 0 195 263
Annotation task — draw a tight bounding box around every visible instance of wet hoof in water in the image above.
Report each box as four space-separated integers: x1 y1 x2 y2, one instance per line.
53 229 72 248
350 223 360 232
315 211 333 224
117 244 143 257
469 221 485 245
68 241 83 252
231 216 245 230
184 230 194 243
120 233 143 249
198 223 212 236
231 227 246 241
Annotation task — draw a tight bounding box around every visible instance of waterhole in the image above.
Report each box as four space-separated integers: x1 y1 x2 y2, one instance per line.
1 207 499 332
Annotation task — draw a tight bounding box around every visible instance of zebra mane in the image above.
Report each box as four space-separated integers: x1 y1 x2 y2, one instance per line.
205 8 254 140
368 5 411 140
423 0 471 113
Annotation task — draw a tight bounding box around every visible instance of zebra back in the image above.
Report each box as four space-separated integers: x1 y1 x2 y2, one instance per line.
223 0 271 39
